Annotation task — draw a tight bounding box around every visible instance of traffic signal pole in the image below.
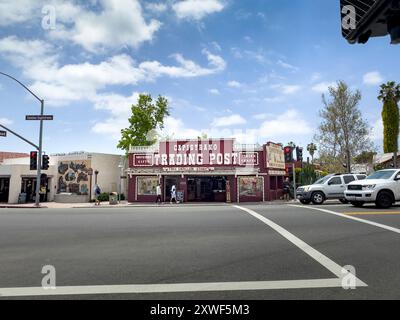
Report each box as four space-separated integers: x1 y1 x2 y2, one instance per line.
292 163 296 200
35 100 44 207
0 71 45 207
0 124 39 150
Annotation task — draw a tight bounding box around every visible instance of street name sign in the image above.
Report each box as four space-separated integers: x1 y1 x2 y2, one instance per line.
0 130 6 137
26 115 54 121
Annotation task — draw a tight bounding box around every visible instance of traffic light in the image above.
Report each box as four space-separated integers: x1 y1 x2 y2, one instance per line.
341 0 400 44
30 151 38 171
284 146 294 163
288 166 294 177
296 147 303 162
42 154 50 170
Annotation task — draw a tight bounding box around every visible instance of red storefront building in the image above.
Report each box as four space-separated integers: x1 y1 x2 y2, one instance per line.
127 139 286 203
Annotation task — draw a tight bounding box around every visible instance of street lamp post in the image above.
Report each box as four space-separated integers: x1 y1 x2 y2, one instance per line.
118 157 125 204
0 71 45 207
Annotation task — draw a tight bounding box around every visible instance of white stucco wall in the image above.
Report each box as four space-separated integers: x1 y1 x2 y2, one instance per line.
0 161 57 204
0 152 126 203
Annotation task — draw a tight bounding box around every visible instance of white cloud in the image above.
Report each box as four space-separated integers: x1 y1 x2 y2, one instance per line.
209 89 220 95
173 0 225 20
271 84 301 95
139 49 226 79
158 109 312 144
145 2 168 13
253 113 270 120
363 71 384 86
0 118 13 126
227 81 242 88
312 82 336 93
258 110 313 138
50 0 161 52
0 0 39 26
0 36 226 105
212 114 247 127
277 60 298 72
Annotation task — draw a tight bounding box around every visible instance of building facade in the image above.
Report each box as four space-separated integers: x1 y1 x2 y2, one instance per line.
0 152 124 204
127 139 286 203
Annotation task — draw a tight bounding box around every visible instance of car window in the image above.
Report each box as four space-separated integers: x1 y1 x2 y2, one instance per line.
313 175 332 185
367 170 397 180
343 175 355 184
357 175 366 180
328 177 342 185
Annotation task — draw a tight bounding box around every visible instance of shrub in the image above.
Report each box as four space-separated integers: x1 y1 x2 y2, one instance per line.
97 193 110 202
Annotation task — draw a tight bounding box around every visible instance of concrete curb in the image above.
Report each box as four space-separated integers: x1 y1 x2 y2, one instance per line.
0 201 298 209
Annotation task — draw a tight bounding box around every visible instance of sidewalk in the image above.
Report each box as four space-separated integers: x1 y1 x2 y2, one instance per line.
0 200 298 209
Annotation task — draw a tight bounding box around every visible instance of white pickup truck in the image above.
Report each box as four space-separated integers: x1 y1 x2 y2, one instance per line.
345 169 400 209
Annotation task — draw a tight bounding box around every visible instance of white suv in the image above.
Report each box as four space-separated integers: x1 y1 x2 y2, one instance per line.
345 169 400 209
296 173 367 205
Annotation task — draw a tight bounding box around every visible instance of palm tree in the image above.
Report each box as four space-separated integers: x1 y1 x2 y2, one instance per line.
307 143 317 163
378 81 400 168
287 141 296 148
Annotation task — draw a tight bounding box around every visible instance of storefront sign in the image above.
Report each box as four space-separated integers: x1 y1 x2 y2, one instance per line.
132 140 260 168
134 154 154 166
239 152 259 166
162 167 215 172
268 170 286 176
266 143 285 170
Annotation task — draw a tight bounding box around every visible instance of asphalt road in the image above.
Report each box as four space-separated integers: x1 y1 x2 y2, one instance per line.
0 202 399 300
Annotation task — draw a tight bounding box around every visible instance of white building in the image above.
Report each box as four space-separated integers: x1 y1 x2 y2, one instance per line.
0 152 126 204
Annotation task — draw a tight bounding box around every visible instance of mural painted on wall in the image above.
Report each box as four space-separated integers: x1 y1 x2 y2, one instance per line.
58 160 91 195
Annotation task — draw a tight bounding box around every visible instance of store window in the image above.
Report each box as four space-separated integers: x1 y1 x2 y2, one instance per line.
137 177 159 196
239 177 263 197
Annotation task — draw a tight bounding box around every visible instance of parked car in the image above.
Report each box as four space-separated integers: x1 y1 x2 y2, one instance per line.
345 169 400 209
296 173 367 205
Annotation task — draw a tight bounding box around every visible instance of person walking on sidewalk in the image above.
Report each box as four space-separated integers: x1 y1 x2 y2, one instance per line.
283 177 290 201
94 184 101 206
170 184 177 204
156 183 162 204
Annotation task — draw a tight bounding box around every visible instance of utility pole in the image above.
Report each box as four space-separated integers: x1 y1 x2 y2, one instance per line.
35 99 45 207
292 163 296 199
0 71 45 207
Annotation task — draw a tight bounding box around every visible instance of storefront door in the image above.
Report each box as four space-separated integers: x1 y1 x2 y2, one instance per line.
187 176 226 202
0 178 10 203
164 176 179 202
21 177 50 203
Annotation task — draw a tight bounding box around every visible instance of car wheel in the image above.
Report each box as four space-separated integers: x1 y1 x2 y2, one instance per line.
351 201 365 208
376 191 394 209
311 191 325 205
339 199 349 204
300 199 311 205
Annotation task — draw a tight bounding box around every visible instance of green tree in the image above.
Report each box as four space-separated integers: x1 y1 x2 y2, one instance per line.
378 81 400 168
315 81 373 173
117 94 170 153
354 151 377 164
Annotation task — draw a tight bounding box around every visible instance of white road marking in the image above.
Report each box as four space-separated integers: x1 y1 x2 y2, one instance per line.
233 205 367 286
290 204 400 235
0 205 368 298
0 278 353 297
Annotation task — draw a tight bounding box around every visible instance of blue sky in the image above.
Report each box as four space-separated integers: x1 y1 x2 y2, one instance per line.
0 0 399 156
